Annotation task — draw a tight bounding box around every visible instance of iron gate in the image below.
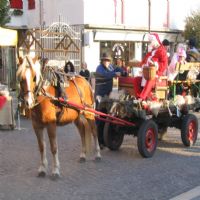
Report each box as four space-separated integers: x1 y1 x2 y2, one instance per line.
0 46 17 90
18 22 83 72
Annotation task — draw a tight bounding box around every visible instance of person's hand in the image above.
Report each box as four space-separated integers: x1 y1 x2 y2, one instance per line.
149 60 154 65
115 72 121 77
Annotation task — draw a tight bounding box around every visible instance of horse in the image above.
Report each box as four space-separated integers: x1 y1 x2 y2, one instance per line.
16 56 101 178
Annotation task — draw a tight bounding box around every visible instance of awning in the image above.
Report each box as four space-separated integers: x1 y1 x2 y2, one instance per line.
94 30 181 42
0 27 18 46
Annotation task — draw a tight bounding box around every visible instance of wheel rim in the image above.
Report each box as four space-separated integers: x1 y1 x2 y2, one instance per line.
145 128 156 152
187 120 197 143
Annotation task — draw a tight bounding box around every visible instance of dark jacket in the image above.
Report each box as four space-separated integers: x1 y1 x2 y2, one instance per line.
95 64 123 97
186 48 200 62
79 69 90 80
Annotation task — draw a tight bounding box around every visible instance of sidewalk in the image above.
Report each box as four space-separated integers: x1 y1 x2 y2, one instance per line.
170 186 200 200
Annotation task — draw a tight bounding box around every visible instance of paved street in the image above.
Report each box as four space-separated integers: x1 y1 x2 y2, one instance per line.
0 113 200 200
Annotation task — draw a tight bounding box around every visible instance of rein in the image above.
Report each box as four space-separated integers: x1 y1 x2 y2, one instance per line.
18 62 45 107
19 62 93 113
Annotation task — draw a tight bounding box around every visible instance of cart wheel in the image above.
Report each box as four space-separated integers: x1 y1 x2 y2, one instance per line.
103 122 124 151
137 120 158 158
181 114 198 146
158 127 168 141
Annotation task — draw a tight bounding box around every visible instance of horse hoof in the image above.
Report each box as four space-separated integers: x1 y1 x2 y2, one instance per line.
38 171 46 177
95 156 102 162
79 157 86 163
51 173 60 180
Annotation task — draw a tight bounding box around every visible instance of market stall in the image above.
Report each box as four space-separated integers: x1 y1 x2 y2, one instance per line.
0 27 18 46
0 27 17 129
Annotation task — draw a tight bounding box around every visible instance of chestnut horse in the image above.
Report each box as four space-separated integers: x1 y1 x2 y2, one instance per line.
17 56 101 178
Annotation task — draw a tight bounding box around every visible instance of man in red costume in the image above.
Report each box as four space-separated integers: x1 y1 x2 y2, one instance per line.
138 33 168 100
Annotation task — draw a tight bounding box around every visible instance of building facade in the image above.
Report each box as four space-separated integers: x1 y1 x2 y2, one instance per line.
6 0 200 72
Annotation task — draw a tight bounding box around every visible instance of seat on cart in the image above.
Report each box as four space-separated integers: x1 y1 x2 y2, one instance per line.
118 76 168 100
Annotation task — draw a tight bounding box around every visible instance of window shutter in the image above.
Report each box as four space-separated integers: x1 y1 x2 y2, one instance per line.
10 0 23 9
28 0 35 10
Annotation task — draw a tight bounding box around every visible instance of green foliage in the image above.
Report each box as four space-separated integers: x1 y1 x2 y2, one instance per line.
0 0 10 26
184 10 200 48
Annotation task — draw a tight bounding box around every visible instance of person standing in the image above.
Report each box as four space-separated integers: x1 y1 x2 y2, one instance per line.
121 59 129 76
167 47 187 97
167 45 187 81
95 52 122 148
64 61 75 73
138 33 168 101
186 38 200 62
79 62 90 81
95 53 122 101
162 39 170 64
162 39 170 51
115 57 123 68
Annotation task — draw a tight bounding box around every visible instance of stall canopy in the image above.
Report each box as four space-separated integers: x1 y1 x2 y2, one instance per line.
0 27 18 46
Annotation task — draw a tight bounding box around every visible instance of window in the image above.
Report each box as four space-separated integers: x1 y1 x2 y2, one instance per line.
10 0 23 9
28 0 35 10
100 41 136 63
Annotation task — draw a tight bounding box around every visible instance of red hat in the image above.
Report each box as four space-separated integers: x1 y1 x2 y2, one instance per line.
148 33 162 46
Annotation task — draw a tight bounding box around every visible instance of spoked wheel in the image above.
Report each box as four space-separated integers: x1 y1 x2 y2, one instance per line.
181 114 198 146
103 122 124 151
137 120 158 158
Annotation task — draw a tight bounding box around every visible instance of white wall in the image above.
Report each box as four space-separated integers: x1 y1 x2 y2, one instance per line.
151 0 168 29
83 0 115 25
124 0 148 28
82 0 200 31
84 31 100 72
42 0 84 26
8 0 84 28
7 0 200 31
26 0 40 28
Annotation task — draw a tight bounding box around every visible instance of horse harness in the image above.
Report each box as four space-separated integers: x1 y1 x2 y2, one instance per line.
47 69 86 122
39 67 87 122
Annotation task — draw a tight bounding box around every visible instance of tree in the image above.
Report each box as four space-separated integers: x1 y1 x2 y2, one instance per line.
184 10 200 48
0 0 10 26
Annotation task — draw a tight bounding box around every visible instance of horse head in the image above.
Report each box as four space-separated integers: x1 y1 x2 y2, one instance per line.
17 55 42 109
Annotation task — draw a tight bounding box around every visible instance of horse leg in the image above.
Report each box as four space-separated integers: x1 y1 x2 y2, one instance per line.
33 127 48 177
87 119 101 160
46 123 60 178
74 116 87 162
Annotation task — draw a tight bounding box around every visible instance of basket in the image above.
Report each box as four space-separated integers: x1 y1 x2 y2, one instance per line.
143 66 156 80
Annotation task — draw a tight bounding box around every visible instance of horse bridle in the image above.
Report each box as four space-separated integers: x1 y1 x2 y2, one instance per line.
18 56 44 107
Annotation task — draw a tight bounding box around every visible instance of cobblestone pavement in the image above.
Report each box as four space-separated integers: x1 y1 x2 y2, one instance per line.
0 113 200 200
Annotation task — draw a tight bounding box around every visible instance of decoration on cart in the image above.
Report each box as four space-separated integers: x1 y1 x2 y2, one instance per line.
143 65 156 80
97 59 200 158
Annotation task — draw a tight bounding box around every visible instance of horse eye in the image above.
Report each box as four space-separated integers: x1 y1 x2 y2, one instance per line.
33 76 36 82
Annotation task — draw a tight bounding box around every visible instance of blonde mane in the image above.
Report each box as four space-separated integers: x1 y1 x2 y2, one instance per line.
16 56 42 85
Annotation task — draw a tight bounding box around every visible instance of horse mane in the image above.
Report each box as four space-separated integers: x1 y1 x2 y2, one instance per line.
16 56 42 85
16 57 27 80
